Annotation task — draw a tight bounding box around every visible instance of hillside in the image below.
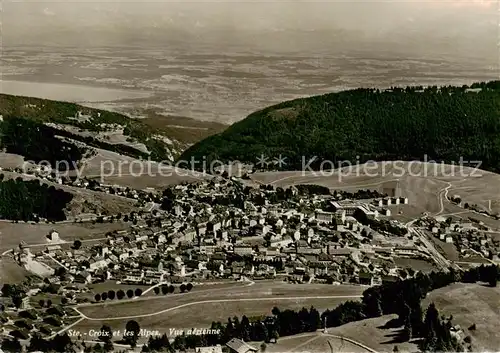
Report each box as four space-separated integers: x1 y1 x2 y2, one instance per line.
179 81 500 173
0 94 226 164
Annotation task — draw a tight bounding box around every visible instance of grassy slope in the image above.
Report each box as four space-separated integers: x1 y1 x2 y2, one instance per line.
423 283 500 352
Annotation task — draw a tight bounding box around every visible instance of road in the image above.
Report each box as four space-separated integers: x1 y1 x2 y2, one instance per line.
436 182 453 215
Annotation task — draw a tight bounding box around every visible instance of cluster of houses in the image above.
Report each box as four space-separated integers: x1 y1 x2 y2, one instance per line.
9 177 435 295
6 176 476 346
423 216 500 261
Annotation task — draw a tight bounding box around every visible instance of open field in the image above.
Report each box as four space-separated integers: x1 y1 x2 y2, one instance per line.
0 221 127 253
74 297 357 337
453 211 500 232
447 176 500 215
78 281 364 319
393 257 437 272
327 314 419 353
0 256 31 283
71 282 364 341
424 283 500 352
263 333 372 353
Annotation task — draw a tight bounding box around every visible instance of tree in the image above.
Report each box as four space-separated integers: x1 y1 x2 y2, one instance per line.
154 287 160 295
103 340 114 352
101 292 108 301
260 342 267 352
127 289 134 298
186 283 193 292
161 285 168 295
169 285 175 293
51 332 73 352
135 288 143 297
99 325 113 343
46 299 52 308
270 329 279 343
1 337 22 352
73 240 82 250
39 299 45 308
1 284 14 297
180 284 186 293
61 297 68 305
117 290 125 300
108 290 115 300
125 320 141 347
12 295 22 309
95 293 101 302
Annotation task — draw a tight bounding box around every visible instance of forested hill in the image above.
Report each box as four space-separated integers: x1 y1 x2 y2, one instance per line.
178 81 500 173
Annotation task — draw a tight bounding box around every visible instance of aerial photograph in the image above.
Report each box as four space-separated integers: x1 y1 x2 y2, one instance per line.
0 0 499 352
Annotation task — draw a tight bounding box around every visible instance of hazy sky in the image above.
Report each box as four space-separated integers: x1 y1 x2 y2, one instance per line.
2 0 497 58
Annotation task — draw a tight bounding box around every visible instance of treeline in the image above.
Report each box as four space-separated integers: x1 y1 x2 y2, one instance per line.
295 184 331 195
140 264 499 353
93 284 194 303
94 288 142 302
332 189 387 200
0 177 72 221
0 117 85 169
180 81 500 173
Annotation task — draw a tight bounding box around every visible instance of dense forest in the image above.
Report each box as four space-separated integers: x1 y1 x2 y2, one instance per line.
0 177 73 221
179 81 500 173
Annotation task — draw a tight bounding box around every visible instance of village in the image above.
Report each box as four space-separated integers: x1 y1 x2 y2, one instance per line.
1 174 499 350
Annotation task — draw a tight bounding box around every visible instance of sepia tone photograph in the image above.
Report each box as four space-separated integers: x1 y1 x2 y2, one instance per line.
0 0 499 352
